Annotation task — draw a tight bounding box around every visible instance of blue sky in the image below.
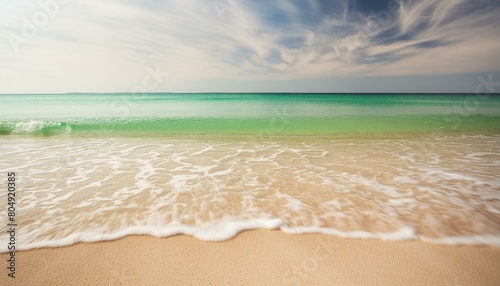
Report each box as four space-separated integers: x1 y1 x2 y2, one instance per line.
1 0 499 93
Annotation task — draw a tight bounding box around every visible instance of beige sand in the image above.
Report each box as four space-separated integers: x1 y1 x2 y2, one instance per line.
1 231 499 285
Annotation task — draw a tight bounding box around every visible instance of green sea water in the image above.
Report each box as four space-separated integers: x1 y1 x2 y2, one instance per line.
0 93 499 136
1 93 500 248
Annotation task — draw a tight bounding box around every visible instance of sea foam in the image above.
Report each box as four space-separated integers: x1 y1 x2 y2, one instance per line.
1 134 500 252
0 120 71 135
7 221 500 253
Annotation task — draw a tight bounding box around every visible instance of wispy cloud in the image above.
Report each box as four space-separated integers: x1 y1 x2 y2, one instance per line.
0 0 499 92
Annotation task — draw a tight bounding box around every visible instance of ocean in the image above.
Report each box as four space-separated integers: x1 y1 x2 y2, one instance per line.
0 93 499 251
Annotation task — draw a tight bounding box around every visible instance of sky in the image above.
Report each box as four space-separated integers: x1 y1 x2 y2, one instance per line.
0 0 499 93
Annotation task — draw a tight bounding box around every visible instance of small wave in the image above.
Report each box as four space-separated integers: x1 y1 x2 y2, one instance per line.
0 120 72 135
11 219 286 252
2 134 499 252
4 221 500 253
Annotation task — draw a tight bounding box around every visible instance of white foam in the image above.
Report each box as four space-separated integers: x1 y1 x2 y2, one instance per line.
2 135 500 253
1 219 285 252
281 226 417 241
422 235 500 246
7 120 71 134
3 219 500 253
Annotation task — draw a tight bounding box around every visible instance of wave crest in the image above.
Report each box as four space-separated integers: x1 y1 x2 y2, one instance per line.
0 120 72 135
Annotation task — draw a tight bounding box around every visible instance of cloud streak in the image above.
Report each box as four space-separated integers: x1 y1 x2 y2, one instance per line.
0 0 499 93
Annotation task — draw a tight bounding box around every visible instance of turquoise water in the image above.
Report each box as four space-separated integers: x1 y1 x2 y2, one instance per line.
0 93 499 136
1 93 500 249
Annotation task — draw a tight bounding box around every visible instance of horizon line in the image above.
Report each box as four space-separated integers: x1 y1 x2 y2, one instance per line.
1 92 499 95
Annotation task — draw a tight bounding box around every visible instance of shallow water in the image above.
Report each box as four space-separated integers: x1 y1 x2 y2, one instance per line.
1 93 499 136
0 133 499 251
0 93 499 251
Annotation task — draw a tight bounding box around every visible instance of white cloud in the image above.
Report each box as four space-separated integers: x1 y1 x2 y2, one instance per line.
0 0 499 93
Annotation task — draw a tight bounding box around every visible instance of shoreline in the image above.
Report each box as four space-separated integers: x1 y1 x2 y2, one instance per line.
2 231 499 285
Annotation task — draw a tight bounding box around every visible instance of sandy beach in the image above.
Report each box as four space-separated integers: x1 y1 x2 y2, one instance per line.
2 231 499 286
2 0 500 284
